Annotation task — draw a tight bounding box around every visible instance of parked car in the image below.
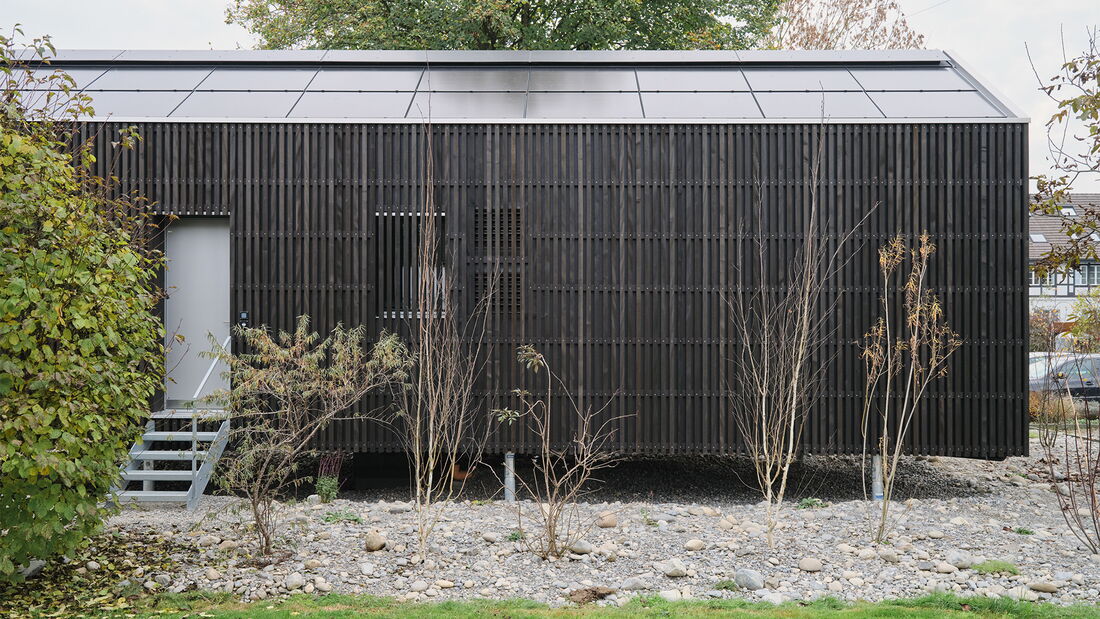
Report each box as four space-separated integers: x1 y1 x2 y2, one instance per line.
1029 354 1100 401
1029 352 1071 380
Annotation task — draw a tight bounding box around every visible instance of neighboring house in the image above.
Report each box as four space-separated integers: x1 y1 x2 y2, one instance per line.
33 49 1028 462
1029 193 1100 321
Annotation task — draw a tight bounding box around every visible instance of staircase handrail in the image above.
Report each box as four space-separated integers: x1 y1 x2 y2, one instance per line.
191 335 232 402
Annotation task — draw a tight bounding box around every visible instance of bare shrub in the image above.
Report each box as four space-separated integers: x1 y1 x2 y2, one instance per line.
861 233 961 544
207 316 409 555
393 122 497 560
494 346 626 559
1034 326 1100 554
1037 392 1100 554
728 128 870 549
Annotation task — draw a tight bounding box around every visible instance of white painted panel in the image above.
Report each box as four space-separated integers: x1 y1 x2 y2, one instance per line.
164 218 230 406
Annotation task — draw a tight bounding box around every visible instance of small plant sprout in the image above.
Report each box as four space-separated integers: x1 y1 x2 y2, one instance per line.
315 451 347 503
321 509 363 524
798 498 827 509
507 530 525 542
1014 527 1034 536
315 476 339 504
972 560 1019 575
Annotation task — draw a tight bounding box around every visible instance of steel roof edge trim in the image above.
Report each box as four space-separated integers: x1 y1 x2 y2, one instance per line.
81 116 1028 124
39 48 952 66
944 50 1030 122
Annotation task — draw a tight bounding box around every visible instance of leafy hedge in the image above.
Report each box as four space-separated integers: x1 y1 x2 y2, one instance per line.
0 35 164 580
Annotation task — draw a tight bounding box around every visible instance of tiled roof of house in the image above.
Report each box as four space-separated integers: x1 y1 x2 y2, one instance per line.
1030 193 1100 261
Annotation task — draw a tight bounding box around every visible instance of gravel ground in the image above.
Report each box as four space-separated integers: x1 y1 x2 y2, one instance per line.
103 438 1100 607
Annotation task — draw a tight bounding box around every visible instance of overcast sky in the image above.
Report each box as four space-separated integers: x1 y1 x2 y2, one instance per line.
2 0 1097 189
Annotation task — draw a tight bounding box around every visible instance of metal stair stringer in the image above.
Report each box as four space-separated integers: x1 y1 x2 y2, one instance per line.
112 335 232 511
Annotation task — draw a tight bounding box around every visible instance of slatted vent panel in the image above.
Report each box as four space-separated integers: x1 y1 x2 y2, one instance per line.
375 211 444 319
473 271 523 316
474 207 522 257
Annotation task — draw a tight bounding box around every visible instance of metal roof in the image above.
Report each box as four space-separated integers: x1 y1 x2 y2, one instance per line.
20 49 1026 124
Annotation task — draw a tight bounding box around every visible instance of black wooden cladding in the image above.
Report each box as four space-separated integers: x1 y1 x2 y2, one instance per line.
82 121 1028 459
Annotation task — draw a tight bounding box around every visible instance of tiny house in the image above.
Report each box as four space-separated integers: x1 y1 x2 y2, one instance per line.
44 49 1027 459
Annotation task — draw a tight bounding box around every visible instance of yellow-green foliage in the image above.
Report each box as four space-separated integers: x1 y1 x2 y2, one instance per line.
972 560 1019 575
0 34 163 580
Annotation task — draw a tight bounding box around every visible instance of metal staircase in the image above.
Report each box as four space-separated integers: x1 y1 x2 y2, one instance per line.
113 337 232 511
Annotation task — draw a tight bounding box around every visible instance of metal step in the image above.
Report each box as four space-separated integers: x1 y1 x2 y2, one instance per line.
115 490 190 503
151 409 227 420
120 469 197 482
129 449 207 461
142 431 219 442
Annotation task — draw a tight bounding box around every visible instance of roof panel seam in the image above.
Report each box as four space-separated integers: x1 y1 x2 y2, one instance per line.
849 68 887 119
403 68 426 119
167 67 216 118
286 67 323 118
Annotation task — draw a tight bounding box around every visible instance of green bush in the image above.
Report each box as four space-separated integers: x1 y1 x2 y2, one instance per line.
0 33 163 580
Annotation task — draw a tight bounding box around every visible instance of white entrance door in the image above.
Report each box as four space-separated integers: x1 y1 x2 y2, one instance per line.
164 218 230 408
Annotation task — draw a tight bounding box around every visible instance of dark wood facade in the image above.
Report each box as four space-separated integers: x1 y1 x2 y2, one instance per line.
85 120 1028 459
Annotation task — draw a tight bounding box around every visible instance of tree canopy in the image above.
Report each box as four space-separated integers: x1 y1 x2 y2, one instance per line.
226 0 781 50
767 0 923 50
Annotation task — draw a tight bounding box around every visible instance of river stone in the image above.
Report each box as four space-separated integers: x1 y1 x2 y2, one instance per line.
596 512 618 528
410 580 429 593
197 535 220 547
364 532 387 552
569 540 595 555
684 539 705 551
285 572 305 590
945 550 973 569
620 576 647 591
662 558 688 578
798 557 822 572
389 502 413 514
760 591 786 605
19 560 46 580
735 568 764 591
1029 581 1059 593
933 562 958 574
658 589 682 602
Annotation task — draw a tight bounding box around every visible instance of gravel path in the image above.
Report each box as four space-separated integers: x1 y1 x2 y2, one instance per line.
105 439 1100 607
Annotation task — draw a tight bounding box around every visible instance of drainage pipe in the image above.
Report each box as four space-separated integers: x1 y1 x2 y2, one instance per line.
872 454 884 501
504 452 516 503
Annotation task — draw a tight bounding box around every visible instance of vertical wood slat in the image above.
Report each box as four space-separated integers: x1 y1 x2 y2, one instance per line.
82 121 1028 458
